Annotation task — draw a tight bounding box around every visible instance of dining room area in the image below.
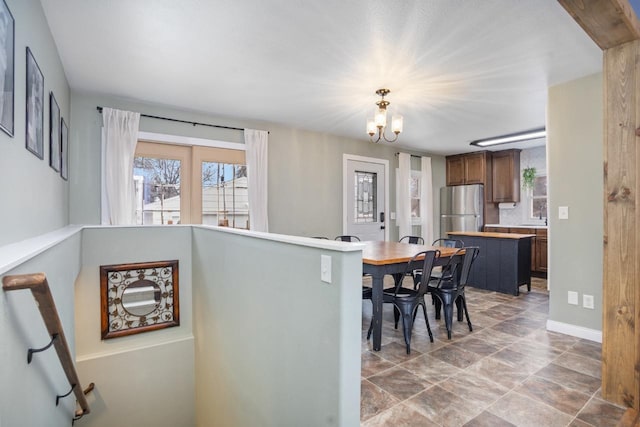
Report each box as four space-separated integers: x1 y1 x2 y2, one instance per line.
356 236 621 427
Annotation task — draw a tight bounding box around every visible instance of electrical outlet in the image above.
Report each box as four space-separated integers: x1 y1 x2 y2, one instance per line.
583 294 595 309
321 254 332 283
568 291 578 305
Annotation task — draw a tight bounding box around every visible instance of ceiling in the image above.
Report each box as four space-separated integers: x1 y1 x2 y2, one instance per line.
39 0 602 156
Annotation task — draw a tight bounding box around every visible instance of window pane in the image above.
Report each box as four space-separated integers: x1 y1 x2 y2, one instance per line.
134 156 181 225
354 171 377 223
532 198 547 219
202 162 249 229
533 175 547 197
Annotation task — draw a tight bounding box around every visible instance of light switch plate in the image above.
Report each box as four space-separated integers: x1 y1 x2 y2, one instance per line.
559 206 569 219
390 212 396 220
321 254 332 283
568 291 578 305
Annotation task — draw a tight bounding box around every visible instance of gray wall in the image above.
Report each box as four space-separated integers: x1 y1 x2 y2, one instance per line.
1 232 81 427
547 73 603 331
0 0 70 247
69 91 445 241
192 227 362 426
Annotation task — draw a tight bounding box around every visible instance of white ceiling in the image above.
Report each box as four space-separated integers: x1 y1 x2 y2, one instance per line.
39 0 602 156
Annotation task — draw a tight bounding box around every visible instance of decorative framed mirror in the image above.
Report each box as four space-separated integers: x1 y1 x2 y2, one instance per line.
100 260 180 339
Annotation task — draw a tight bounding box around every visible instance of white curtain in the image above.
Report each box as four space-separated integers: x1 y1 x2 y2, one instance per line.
100 108 141 225
420 156 434 244
397 152 412 239
244 129 269 232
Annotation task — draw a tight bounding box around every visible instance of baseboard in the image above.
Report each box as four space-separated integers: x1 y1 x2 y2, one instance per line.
546 320 602 343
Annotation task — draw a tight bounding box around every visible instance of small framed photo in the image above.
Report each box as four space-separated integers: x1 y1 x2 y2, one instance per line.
60 118 68 180
49 92 60 171
0 0 14 137
100 260 180 339
25 47 44 159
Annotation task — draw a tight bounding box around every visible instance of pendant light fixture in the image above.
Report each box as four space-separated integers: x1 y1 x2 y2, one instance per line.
366 88 403 143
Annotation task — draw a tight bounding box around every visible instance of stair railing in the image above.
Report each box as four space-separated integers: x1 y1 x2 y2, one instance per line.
2 272 93 423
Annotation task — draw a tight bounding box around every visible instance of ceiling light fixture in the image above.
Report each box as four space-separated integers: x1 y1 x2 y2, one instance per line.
470 128 546 147
367 88 403 143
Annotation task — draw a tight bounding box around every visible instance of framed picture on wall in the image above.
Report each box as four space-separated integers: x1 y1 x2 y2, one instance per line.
0 0 14 137
60 118 68 180
49 92 60 171
25 47 44 159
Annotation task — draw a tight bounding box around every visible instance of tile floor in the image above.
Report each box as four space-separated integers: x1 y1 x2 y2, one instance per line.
360 277 625 427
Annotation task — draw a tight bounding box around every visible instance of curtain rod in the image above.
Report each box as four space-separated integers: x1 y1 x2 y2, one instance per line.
395 152 422 159
96 106 251 133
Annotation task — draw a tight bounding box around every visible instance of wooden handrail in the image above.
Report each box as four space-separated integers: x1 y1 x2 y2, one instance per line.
2 273 91 418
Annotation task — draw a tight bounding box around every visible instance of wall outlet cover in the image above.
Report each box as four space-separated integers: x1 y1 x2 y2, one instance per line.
583 294 595 309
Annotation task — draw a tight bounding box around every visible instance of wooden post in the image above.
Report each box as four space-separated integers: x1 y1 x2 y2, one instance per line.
557 0 640 410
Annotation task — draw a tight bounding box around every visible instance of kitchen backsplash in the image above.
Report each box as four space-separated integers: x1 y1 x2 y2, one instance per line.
498 145 547 226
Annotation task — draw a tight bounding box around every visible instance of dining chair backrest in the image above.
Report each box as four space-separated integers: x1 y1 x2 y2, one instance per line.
432 238 464 248
399 235 425 245
433 246 479 289
398 250 440 297
335 235 360 242
458 246 480 287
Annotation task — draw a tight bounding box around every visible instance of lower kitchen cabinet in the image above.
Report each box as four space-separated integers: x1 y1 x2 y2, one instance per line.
483 226 547 274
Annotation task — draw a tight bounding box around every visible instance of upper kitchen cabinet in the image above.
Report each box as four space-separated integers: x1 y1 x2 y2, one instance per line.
492 149 521 203
446 151 491 186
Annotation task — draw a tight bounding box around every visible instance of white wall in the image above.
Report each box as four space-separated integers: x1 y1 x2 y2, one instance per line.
0 0 70 247
68 91 446 242
74 226 195 427
547 73 603 334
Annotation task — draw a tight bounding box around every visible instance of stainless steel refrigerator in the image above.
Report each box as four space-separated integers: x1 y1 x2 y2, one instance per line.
440 184 484 237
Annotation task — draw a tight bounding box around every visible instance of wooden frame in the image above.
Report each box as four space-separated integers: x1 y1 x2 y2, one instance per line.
0 0 14 137
25 47 43 159
100 260 180 339
49 92 60 171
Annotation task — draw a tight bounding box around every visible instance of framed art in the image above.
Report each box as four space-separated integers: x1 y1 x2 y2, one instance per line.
60 118 68 179
0 0 14 137
25 47 43 158
100 260 180 339
49 92 60 171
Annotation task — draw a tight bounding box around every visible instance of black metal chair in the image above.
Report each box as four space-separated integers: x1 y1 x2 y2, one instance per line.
335 235 360 242
426 238 465 288
399 236 425 288
399 235 424 244
427 246 480 339
367 250 440 354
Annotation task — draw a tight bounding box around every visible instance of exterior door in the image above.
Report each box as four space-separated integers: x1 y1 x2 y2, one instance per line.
343 155 388 241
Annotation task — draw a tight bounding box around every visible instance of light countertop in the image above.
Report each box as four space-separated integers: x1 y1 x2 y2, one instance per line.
485 223 547 229
448 231 536 239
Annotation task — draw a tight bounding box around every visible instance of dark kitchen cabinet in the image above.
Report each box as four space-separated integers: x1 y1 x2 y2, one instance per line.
492 149 521 203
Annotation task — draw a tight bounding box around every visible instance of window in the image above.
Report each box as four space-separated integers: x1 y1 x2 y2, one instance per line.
133 140 248 228
396 169 422 225
530 174 547 219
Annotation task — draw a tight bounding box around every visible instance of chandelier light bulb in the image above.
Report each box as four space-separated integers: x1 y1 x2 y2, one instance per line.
367 88 402 143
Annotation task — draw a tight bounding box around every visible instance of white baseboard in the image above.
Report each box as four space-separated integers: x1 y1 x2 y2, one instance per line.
546 320 602 343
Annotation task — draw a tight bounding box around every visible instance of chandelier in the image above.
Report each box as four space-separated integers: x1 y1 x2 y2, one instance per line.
366 88 403 143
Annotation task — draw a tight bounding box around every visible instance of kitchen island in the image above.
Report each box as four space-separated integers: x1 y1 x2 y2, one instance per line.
447 231 535 296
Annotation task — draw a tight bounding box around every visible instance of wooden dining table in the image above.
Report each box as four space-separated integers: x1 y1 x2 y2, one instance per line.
362 241 463 351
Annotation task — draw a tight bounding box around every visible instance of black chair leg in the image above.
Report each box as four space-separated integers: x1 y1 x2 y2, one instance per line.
456 297 463 321
434 297 442 320
393 306 400 329
366 318 373 340
461 296 473 332
421 303 433 342
400 310 414 354
440 295 455 340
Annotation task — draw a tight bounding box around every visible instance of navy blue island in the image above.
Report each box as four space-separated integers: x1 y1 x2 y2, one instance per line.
447 231 535 296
